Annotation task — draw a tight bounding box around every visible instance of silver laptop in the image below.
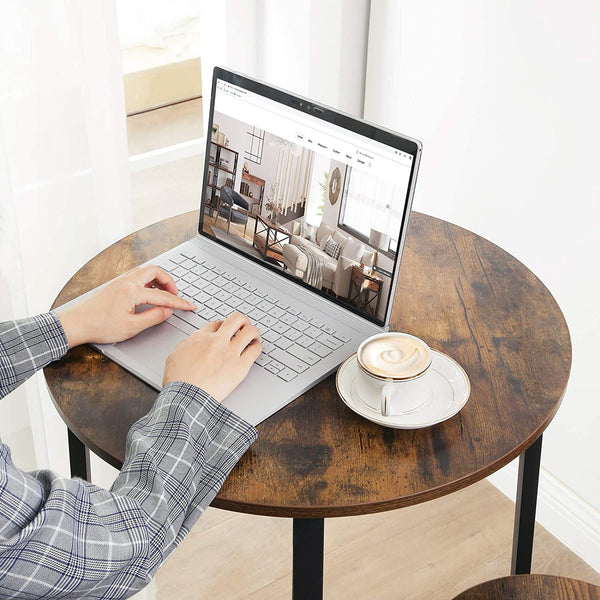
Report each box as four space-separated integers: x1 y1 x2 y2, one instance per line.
85 67 422 426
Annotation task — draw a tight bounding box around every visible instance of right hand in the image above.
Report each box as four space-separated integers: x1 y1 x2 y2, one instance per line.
163 313 262 402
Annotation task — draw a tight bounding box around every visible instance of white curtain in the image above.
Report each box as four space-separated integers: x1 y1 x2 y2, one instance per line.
274 142 314 214
0 1 132 473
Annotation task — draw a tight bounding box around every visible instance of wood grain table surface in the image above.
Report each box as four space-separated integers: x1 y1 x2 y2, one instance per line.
45 211 571 519
454 575 600 599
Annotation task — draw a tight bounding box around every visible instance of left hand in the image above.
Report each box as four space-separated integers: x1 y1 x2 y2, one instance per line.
56 265 196 348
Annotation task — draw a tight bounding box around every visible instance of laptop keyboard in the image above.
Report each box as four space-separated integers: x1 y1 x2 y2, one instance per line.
157 251 350 382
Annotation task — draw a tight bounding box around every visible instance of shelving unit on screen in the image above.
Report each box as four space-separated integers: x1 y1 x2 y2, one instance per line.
206 142 239 215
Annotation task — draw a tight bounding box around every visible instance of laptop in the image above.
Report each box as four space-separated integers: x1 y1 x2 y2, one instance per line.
81 67 422 426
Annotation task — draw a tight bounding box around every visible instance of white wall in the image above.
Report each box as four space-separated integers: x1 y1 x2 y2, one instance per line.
365 0 600 568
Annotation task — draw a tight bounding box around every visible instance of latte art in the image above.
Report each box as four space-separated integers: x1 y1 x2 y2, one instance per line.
359 335 431 379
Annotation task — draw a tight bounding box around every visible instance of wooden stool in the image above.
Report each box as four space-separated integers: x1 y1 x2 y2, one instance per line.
453 575 600 599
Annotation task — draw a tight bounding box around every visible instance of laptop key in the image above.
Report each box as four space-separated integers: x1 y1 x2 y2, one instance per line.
216 304 234 317
284 329 301 341
227 296 244 308
244 283 257 292
260 315 277 328
318 333 343 350
333 332 351 343
248 308 266 321
262 330 281 344
173 310 206 329
233 277 245 286
255 299 271 311
272 321 289 335
204 271 218 282
274 337 293 350
287 344 319 366
321 325 336 335
265 360 284 374
278 368 297 382
308 341 332 358
255 353 271 367
237 301 254 314
269 348 309 373
203 283 220 296
213 267 225 275
181 259 196 270
261 340 276 354
288 308 301 316
236 288 250 300
213 276 228 287
291 320 309 332
223 282 238 294
197 307 217 321
222 271 235 281
269 306 285 319
205 298 221 310
171 265 187 277
305 325 322 338
246 294 262 306
281 313 297 326
297 312 311 322
215 290 232 303
181 272 199 284
296 334 313 348
191 291 210 304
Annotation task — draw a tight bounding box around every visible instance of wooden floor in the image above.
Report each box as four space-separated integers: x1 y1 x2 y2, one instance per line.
128 104 599 600
155 480 599 599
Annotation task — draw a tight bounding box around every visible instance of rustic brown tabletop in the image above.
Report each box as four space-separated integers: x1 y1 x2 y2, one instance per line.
45 211 571 599
453 575 600 600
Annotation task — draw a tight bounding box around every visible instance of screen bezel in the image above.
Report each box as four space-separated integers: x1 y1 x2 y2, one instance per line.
199 66 422 327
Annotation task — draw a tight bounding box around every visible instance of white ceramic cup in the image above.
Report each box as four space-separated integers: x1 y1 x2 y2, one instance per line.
356 332 433 416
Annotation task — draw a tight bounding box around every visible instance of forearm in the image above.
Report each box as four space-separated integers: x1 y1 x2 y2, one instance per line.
111 381 258 567
0 383 257 599
0 312 69 400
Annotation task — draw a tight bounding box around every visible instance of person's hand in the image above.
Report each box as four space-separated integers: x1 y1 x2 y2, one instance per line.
57 265 195 348
163 312 262 401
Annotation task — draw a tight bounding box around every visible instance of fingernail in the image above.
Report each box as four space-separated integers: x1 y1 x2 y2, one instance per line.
187 301 196 309
163 307 172 318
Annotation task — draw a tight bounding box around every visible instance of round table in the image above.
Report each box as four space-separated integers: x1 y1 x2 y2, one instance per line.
453 575 600 599
45 211 571 599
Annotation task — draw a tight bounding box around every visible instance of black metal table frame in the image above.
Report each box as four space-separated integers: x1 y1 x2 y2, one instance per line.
67 430 543 600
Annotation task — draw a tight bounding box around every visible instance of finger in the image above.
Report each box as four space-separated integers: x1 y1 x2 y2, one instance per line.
138 287 195 311
199 320 222 334
231 323 260 353
217 312 251 339
132 306 171 333
241 340 263 365
131 265 179 295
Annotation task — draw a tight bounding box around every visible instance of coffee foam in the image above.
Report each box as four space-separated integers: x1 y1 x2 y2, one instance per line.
359 335 431 379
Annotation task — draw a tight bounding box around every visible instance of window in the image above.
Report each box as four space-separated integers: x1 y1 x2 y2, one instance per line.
338 168 404 249
244 127 265 164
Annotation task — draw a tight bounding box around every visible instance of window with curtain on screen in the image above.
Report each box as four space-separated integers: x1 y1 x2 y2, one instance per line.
338 169 406 251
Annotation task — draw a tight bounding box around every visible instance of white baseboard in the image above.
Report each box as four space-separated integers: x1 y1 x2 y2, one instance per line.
488 462 600 573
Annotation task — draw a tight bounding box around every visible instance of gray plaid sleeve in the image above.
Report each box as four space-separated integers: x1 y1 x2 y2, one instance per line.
0 312 69 400
0 317 258 598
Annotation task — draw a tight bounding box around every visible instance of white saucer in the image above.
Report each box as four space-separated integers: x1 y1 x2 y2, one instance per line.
336 351 470 429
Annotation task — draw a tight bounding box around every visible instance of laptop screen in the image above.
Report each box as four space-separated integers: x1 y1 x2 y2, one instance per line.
200 69 421 327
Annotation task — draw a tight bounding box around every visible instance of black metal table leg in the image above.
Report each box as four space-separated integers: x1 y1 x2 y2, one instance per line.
293 518 324 600
68 429 90 481
511 433 543 575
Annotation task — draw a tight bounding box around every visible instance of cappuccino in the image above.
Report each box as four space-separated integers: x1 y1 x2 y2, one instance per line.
358 333 431 379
